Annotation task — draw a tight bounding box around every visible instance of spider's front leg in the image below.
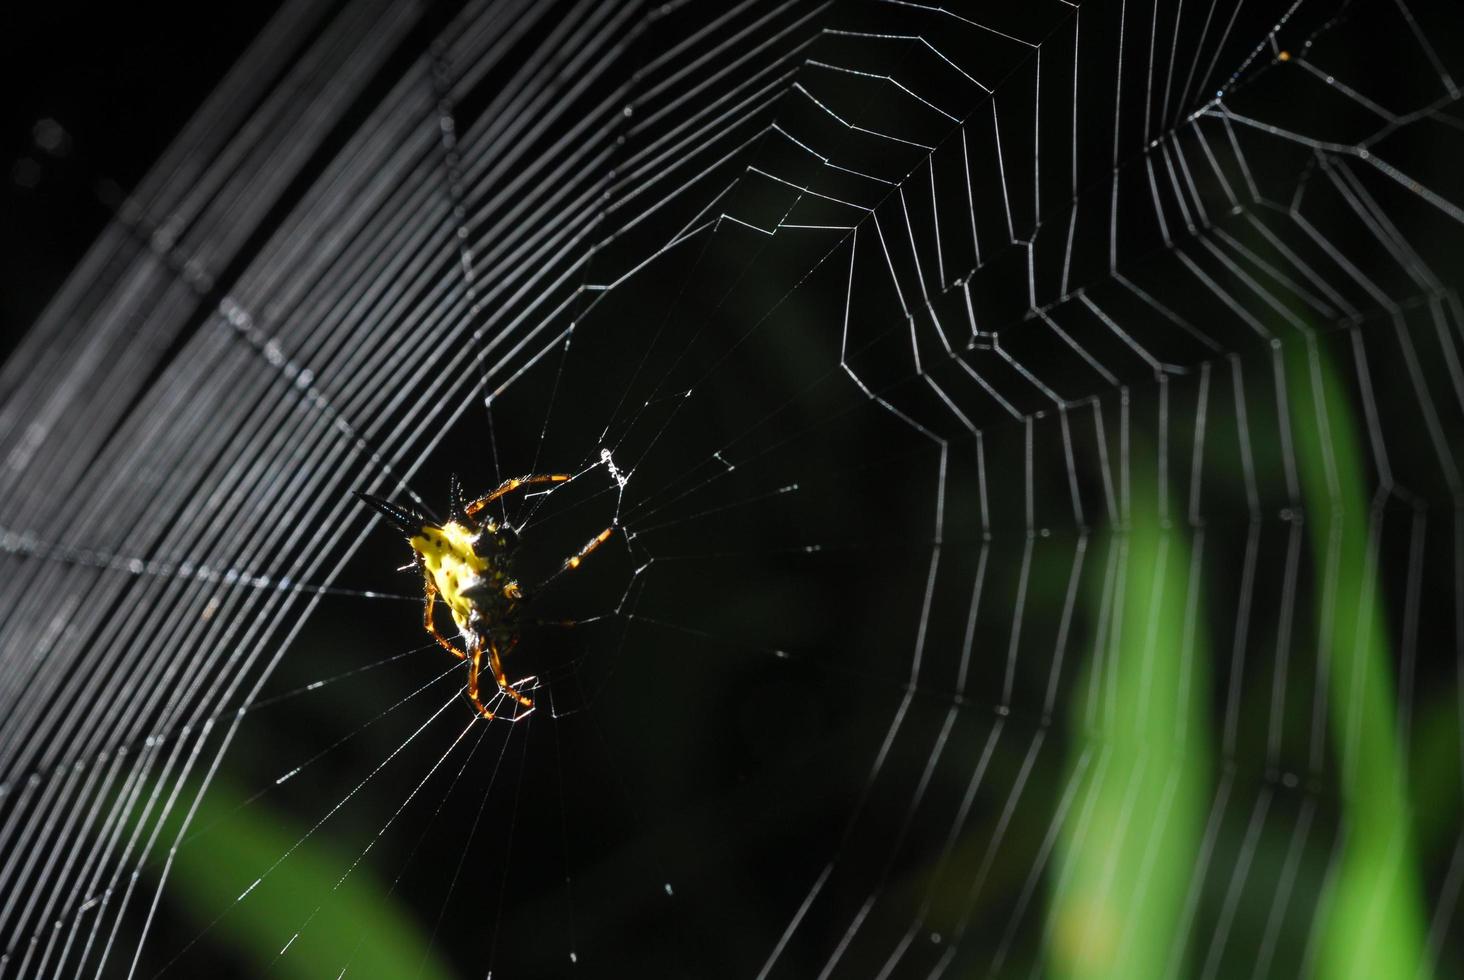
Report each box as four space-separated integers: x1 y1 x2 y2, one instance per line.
463 473 571 518
563 526 613 571
523 526 617 596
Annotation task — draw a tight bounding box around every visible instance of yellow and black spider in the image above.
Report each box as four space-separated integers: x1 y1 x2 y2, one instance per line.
357 473 613 721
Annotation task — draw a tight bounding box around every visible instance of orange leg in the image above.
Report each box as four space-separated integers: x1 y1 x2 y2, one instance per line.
466 635 532 719
563 527 613 571
527 526 617 595
488 636 533 708
423 576 467 660
464 473 571 517
466 639 495 721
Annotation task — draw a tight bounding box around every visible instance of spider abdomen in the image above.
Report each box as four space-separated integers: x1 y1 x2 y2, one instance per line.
412 521 496 633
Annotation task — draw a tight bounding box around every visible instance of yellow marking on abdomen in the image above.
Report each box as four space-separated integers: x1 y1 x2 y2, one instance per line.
412 522 489 631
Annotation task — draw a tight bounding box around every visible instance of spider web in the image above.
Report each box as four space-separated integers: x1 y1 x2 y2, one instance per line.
1 0 1462 977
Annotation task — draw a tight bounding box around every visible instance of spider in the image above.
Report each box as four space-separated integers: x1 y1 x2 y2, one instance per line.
357 473 613 721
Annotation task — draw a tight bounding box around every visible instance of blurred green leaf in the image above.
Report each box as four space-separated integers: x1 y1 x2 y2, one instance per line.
1049 474 1212 978
1287 338 1430 980
144 776 457 980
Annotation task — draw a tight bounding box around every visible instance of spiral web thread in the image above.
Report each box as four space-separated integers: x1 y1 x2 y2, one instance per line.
0 0 1461 976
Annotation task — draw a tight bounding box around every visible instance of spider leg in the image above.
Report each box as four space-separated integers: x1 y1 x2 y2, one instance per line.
466 635 533 719
465 638 495 721
464 473 571 517
526 526 616 596
422 575 468 660
488 636 534 708
564 526 613 571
